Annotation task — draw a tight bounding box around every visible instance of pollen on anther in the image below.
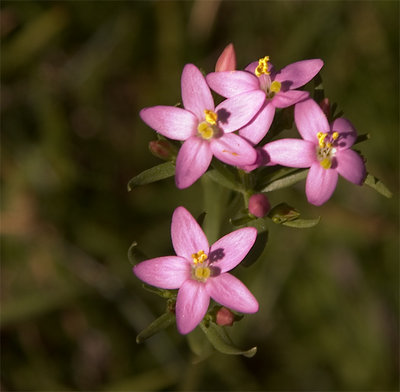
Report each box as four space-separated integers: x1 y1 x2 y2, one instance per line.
204 109 218 125
255 56 271 77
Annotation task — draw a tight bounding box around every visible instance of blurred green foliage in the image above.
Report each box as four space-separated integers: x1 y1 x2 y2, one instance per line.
1 1 398 390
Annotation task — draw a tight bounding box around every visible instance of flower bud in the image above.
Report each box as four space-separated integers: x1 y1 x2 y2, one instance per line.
248 193 271 218
215 43 236 72
216 307 235 326
148 139 177 161
319 98 330 118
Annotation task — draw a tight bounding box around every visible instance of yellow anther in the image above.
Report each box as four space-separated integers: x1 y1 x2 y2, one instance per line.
255 56 271 77
326 142 332 148
270 80 281 93
204 109 218 125
317 132 327 148
198 121 214 140
320 158 332 169
332 132 339 140
192 250 208 265
194 266 211 281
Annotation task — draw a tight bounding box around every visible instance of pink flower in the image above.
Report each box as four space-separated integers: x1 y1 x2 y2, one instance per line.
140 64 265 189
133 206 259 334
262 99 366 206
206 57 323 145
215 43 236 72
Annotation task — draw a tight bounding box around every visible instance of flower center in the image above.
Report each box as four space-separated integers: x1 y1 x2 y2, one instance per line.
316 131 339 169
191 250 211 282
255 56 271 77
197 109 219 140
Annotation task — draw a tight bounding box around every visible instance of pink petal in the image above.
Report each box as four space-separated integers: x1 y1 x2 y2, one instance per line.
209 227 257 273
171 206 209 260
206 70 259 98
216 90 266 133
140 106 197 141
275 59 324 90
133 256 190 289
306 162 338 206
176 280 210 334
330 118 357 150
175 136 213 189
239 102 275 145
294 98 330 142
336 149 366 185
215 43 236 72
181 64 214 120
272 90 309 109
262 139 316 168
210 133 257 166
244 61 258 74
206 273 259 314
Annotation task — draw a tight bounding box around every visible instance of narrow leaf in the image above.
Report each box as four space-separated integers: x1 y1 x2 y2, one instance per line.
127 242 147 265
205 168 243 193
363 173 393 198
136 311 176 343
282 217 320 228
261 169 308 192
200 321 257 358
127 162 175 191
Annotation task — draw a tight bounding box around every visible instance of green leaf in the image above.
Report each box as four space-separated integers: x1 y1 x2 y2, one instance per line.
261 169 308 192
136 311 176 343
282 217 320 228
127 241 147 265
236 217 268 267
127 161 175 191
141 284 177 300
199 321 257 358
205 169 243 193
230 215 255 227
363 173 393 198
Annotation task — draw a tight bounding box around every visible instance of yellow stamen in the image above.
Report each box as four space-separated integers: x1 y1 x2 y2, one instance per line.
317 132 327 148
194 266 211 281
204 109 218 125
270 80 281 93
320 158 332 169
255 56 271 77
197 122 214 140
192 250 208 264
332 132 339 140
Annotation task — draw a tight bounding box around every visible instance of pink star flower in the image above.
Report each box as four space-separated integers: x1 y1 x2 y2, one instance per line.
262 98 366 206
133 206 259 335
140 64 265 189
206 56 323 145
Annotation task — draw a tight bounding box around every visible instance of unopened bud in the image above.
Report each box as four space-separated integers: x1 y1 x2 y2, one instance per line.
249 193 271 218
268 202 300 224
215 43 236 72
148 140 177 161
216 307 235 326
319 98 330 118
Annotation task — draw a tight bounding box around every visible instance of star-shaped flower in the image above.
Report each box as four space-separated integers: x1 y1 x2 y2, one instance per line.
133 206 259 334
140 64 265 189
206 56 323 145
262 98 366 206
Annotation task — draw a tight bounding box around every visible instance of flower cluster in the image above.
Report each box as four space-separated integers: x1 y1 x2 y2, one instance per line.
140 45 366 204
131 44 376 345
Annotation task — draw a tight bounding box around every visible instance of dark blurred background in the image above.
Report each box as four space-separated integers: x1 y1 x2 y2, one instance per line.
1 1 398 391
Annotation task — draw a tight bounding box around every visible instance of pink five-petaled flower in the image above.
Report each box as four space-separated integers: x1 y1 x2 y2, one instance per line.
140 64 265 189
262 98 366 206
206 56 324 145
133 206 259 335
